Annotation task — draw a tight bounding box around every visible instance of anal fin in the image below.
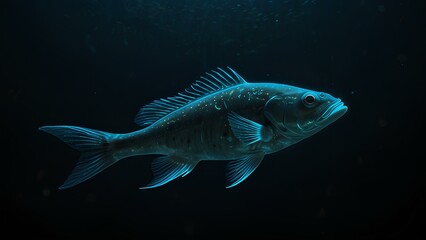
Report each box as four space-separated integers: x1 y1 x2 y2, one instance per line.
226 152 265 188
140 156 199 189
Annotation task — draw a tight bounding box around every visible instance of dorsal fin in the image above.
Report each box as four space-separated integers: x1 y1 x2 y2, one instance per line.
135 67 247 127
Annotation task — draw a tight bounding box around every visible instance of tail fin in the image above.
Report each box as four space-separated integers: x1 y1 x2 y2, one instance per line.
39 125 118 189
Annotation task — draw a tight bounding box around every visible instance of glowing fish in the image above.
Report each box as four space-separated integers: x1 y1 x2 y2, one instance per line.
40 67 348 189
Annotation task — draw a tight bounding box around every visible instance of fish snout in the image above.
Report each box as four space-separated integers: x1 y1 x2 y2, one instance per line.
317 99 348 125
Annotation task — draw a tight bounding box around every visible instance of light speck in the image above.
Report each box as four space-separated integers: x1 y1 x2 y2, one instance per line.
378 119 388 127
42 188 50 197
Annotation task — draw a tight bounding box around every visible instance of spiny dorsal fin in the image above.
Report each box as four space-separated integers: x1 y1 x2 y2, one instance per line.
135 67 247 127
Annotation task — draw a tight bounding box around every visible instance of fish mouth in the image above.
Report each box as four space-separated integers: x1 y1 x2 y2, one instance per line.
317 99 348 125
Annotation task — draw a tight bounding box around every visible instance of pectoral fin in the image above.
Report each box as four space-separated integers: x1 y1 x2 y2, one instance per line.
226 152 265 188
228 112 272 144
140 156 199 189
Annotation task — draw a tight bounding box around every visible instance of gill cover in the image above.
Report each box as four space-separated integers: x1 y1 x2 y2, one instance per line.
264 94 307 137
264 95 288 135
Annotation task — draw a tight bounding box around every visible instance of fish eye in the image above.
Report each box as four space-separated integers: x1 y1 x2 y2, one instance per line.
303 94 315 105
302 93 318 108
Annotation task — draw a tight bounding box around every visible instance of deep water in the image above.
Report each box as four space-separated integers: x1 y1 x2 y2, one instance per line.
2 0 425 239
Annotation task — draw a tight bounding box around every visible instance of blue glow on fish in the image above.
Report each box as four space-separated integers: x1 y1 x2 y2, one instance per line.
223 100 228 109
39 67 348 190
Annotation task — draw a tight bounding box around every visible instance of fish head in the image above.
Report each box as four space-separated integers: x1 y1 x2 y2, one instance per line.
264 87 348 140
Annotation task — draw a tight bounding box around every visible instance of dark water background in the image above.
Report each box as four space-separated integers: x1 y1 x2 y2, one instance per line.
2 0 425 239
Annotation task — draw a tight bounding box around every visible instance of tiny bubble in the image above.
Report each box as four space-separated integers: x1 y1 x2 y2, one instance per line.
378 119 388 127
86 193 97 203
326 185 335 197
36 169 45 181
397 54 407 62
184 222 195 236
89 45 96 55
357 157 364 165
42 188 50 197
319 207 326 218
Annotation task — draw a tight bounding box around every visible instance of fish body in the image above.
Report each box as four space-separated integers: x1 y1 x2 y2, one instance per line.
40 67 348 189
116 83 292 159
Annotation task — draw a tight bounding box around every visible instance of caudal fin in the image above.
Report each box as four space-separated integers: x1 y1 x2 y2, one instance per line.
39 125 118 189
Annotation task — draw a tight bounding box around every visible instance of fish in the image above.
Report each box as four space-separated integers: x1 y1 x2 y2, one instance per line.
39 67 348 190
